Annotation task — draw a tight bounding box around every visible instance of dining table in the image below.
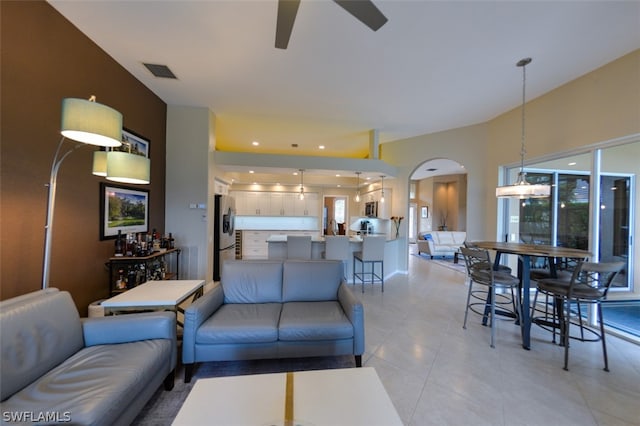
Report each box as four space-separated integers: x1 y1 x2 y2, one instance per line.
472 241 591 349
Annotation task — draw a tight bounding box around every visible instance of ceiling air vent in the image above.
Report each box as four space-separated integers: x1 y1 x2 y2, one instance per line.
143 63 177 79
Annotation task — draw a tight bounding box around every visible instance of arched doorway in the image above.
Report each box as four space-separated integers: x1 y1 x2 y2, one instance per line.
409 158 467 242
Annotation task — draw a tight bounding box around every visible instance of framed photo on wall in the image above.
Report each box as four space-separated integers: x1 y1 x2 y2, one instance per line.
421 206 429 218
100 182 149 240
119 128 149 157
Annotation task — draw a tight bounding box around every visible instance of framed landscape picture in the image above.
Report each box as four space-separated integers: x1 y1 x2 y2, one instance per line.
119 128 149 157
100 182 149 239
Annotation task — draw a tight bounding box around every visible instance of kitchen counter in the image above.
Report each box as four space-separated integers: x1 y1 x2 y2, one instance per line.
265 234 393 243
266 234 400 282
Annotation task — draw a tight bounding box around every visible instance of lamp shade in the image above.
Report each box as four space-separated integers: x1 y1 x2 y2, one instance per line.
106 151 150 184
496 172 551 198
92 151 107 176
60 98 123 147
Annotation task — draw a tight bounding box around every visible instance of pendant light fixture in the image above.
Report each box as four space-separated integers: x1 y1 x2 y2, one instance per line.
496 57 551 198
298 169 305 200
355 171 361 202
379 175 385 203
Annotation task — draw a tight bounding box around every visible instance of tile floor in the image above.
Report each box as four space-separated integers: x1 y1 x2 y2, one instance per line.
358 245 640 425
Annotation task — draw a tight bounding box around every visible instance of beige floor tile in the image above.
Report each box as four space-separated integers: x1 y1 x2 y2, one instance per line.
360 245 640 426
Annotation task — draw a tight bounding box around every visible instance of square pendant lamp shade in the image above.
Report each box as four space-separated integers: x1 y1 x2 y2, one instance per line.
60 97 123 147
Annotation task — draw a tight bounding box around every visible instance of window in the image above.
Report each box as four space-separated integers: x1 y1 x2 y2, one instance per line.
334 198 345 223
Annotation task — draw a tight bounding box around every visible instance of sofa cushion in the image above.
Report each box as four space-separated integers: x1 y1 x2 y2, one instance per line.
279 301 354 341
452 232 466 245
222 260 283 304
196 303 282 344
282 260 343 302
1 339 171 425
436 232 455 245
0 290 84 401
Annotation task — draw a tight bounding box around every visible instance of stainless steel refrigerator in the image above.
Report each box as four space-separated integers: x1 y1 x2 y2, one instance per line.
213 194 236 281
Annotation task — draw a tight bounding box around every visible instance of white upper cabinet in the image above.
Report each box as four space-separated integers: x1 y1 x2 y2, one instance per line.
232 191 318 217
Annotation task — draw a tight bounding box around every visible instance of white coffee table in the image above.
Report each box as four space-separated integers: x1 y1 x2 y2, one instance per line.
172 367 402 426
102 279 204 323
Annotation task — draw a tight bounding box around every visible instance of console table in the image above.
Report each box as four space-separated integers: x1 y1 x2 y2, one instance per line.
102 279 204 327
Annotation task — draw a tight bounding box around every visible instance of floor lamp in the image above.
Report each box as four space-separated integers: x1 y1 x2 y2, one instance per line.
42 97 123 289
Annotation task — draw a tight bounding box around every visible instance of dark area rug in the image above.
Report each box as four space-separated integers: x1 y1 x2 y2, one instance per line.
131 356 356 425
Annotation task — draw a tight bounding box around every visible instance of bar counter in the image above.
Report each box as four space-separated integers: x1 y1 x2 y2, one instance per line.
266 234 399 283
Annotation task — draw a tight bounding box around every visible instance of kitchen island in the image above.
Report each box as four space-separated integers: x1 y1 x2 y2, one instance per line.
266 234 400 283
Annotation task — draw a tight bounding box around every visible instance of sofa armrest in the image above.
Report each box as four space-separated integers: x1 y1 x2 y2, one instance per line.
417 239 435 255
182 284 225 363
82 311 176 346
337 283 364 355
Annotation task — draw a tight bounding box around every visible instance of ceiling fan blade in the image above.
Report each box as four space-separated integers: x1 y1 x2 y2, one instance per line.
275 0 301 49
333 0 388 31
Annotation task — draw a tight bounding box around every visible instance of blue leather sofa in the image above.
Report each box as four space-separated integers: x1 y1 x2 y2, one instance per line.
182 260 364 382
0 288 176 426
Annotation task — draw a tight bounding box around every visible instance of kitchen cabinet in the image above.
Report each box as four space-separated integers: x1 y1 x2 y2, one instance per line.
294 192 319 216
232 191 318 217
241 230 270 259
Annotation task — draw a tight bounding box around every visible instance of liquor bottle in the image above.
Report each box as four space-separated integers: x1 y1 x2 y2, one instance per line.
114 230 124 256
168 232 175 249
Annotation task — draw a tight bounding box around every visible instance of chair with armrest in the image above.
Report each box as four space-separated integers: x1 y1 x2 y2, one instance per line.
460 247 522 348
535 260 625 371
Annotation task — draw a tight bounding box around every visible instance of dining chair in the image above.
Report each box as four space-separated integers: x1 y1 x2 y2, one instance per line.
460 247 522 348
535 261 625 371
286 235 312 260
353 235 385 293
463 241 512 274
530 256 585 343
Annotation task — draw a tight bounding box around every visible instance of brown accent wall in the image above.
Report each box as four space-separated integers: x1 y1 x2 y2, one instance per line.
1 1 167 315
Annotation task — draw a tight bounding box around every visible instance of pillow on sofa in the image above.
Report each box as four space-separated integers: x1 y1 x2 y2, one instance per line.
421 233 433 241
282 260 343 302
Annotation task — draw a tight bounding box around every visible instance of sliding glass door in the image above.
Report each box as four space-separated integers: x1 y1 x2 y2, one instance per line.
501 139 638 293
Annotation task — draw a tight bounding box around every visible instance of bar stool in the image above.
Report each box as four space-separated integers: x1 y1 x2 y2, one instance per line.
323 235 350 280
460 246 522 348
535 261 624 371
353 235 385 293
287 235 312 260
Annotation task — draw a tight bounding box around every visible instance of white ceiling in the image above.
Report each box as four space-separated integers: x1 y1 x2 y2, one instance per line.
49 0 640 182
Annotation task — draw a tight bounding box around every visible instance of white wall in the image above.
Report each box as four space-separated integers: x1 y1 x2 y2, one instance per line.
165 106 216 283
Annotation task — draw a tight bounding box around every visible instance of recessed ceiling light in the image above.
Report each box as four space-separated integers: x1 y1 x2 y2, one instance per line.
249 170 254 174
336 174 340 177
252 141 260 146
568 162 577 166
293 171 298 175
319 145 325 150
337 184 341 187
